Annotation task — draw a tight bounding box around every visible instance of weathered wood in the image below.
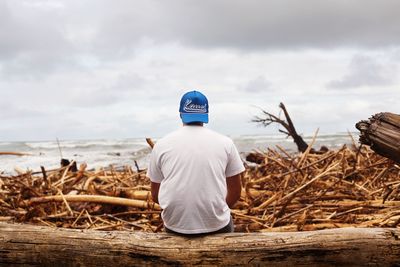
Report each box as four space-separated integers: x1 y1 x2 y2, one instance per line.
0 223 399 266
27 194 160 210
0 151 31 156
252 102 311 153
356 112 400 163
146 138 155 149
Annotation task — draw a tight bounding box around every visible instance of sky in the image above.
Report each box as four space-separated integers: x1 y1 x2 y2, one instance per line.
0 0 399 141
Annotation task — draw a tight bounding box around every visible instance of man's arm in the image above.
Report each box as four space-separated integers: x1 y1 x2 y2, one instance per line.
151 181 160 204
226 173 242 208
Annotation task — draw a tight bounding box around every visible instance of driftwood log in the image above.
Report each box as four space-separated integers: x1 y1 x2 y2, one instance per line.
0 223 399 266
0 152 31 156
356 112 400 164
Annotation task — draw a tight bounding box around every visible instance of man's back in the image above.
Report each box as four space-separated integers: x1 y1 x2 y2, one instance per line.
148 125 244 234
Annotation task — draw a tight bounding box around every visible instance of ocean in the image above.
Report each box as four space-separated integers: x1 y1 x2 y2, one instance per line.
0 133 359 174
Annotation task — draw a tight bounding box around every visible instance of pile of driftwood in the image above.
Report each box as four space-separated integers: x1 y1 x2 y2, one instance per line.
240 141 400 232
1 138 399 232
0 164 162 232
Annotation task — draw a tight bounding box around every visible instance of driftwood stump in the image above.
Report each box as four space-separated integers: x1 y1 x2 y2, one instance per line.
252 102 309 153
356 112 400 164
0 223 399 266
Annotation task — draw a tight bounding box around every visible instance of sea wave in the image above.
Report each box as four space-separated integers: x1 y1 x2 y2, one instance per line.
0 134 357 174
24 139 148 150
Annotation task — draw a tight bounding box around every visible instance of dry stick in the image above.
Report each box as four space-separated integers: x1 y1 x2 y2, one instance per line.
276 145 304 185
71 209 85 227
254 193 279 210
313 175 344 202
363 165 392 188
40 166 48 185
252 149 339 185
124 190 151 200
0 151 31 156
41 210 161 221
341 180 371 195
46 211 69 219
326 211 337 220
84 209 94 229
56 137 63 159
384 183 400 202
278 162 340 205
70 163 87 187
297 128 320 168
106 214 146 229
96 216 117 226
265 156 289 170
53 160 75 187
273 192 297 221
146 138 155 148
83 176 97 191
28 194 161 210
0 199 13 208
231 210 269 223
275 145 293 160
272 167 339 221
29 166 66 175
309 151 346 201
57 189 73 216
111 210 161 217
274 204 314 225
36 218 56 227
333 207 364 218
380 211 400 224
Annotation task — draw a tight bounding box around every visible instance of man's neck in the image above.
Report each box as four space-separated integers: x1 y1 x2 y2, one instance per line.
183 122 204 126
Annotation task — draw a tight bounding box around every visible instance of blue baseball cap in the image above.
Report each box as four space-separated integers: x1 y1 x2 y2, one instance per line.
179 91 209 124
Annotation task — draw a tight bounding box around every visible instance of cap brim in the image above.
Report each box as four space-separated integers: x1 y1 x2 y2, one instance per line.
181 113 209 124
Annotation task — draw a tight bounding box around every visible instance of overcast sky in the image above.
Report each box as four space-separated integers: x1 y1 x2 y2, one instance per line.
1 0 399 141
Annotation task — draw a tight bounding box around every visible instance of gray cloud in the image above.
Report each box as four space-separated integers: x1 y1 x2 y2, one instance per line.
88 0 400 51
0 1 76 79
113 73 146 91
0 101 46 120
1 0 400 81
4 0 400 62
0 0 399 141
241 76 273 93
327 55 396 89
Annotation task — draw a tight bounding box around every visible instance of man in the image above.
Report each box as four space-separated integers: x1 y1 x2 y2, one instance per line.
147 90 245 235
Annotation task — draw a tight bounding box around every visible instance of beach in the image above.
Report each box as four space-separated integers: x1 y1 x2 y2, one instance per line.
0 132 358 175
1 136 398 233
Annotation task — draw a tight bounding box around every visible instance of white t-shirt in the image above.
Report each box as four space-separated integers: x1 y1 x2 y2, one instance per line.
147 125 245 234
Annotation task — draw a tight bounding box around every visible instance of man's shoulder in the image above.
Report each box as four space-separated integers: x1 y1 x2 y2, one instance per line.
155 128 182 146
203 127 234 145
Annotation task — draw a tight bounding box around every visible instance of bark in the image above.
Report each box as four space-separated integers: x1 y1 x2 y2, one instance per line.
356 112 400 163
1 223 399 266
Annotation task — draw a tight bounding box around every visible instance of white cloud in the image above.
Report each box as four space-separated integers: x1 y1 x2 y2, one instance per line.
241 76 273 93
0 0 399 141
327 54 397 89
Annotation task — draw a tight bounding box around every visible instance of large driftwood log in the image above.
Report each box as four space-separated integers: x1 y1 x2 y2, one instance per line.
356 112 400 163
0 223 399 266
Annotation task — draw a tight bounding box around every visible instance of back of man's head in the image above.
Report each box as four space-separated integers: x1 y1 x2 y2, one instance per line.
179 91 209 124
